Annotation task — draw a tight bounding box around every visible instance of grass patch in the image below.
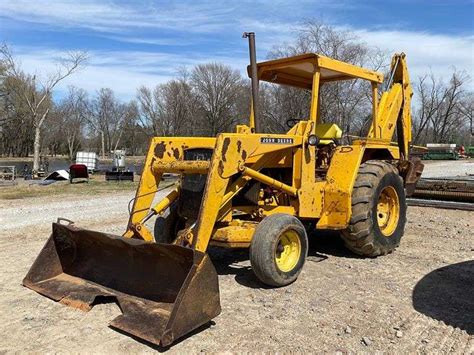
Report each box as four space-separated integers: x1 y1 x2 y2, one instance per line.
0 179 140 200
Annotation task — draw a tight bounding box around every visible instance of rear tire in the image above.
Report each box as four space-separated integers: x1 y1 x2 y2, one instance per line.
250 214 308 287
153 202 185 243
341 160 406 256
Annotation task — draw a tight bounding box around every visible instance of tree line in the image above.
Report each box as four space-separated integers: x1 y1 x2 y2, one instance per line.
1 20 472 171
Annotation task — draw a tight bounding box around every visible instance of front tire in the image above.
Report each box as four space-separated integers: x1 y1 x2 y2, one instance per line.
250 214 308 287
341 160 406 256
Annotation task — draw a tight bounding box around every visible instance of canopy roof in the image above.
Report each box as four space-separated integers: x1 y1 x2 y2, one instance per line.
248 53 384 89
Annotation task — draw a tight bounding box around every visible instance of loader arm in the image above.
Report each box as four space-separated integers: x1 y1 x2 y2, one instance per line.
123 137 216 241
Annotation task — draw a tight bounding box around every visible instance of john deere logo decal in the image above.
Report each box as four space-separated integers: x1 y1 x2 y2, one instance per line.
260 137 294 144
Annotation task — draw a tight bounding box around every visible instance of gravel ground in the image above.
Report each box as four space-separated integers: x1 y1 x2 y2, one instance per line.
421 159 473 179
1 186 473 353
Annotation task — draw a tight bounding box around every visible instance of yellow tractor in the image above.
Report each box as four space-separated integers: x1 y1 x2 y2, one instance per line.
24 33 423 347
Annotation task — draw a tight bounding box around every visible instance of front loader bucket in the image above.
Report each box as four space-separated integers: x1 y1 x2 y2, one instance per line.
23 223 221 347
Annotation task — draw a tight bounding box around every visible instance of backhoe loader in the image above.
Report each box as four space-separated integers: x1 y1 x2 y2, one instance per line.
24 33 423 347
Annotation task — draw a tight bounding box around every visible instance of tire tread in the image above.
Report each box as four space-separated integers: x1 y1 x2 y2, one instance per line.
341 160 406 257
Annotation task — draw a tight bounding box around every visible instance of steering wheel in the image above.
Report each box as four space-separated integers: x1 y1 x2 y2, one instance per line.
286 118 302 128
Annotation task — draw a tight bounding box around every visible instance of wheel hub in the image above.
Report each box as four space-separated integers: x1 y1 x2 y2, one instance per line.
377 186 400 236
275 230 301 272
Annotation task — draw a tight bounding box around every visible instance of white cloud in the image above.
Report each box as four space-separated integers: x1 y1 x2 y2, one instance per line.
2 1 471 99
0 0 238 34
12 27 473 101
18 54 171 99
12 47 251 100
353 29 474 84
0 0 337 42
101 36 193 46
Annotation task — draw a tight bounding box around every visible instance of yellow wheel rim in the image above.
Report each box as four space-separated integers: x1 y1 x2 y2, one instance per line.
275 230 301 272
377 186 400 236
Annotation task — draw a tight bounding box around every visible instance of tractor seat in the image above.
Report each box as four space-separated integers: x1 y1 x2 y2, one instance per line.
314 123 342 145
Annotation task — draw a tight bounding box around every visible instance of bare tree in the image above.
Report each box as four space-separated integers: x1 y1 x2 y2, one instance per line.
57 87 89 159
161 77 197 136
0 72 35 156
89 88 128 157
0 44 87 172
459 92 473 145
119 100 147 155
137 72 196 137
136 85 161 136
431 72 469 143
413 70 471 144
412 73 440 144
191 63 245 135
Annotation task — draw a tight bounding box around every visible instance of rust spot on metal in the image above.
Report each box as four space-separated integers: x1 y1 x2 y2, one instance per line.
237 140 242 153
173 148 180 160
154 141 166 159
242 149 247 161
401 158 424 196
218 161 225 176
221 137 230 162
59 297 91 312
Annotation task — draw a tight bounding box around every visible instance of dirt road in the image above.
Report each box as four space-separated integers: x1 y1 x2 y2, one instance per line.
0 191 472 353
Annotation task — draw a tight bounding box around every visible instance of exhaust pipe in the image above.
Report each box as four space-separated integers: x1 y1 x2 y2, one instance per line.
243 32 259 133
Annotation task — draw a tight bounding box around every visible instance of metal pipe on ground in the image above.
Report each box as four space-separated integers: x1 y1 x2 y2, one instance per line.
412 189 474 203
407 198 474 211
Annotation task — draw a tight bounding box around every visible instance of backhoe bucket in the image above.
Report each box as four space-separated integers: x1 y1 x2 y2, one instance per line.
23 223 221 347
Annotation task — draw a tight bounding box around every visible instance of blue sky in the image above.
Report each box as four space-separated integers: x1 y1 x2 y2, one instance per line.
1 0 473 99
